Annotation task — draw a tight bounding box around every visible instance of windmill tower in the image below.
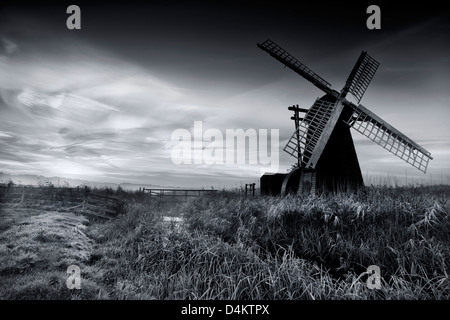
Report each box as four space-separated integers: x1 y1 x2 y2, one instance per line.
258 39 433 195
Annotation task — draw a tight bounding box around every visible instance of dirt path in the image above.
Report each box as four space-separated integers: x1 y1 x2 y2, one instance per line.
0 204 95 299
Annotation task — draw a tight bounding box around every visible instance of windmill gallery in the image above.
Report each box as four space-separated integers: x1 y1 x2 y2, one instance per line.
257 39 432 196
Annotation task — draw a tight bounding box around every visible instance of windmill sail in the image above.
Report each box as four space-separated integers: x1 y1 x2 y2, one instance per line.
341 52 379 103
284 98 343 168
257 39 333 95
344 103 433 173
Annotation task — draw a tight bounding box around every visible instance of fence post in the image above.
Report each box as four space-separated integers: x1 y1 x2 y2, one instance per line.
20 187 25 204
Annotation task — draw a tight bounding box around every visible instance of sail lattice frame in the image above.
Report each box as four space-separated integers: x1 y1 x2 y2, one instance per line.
345 104 433 173
284 99 336 168
345 52 380 103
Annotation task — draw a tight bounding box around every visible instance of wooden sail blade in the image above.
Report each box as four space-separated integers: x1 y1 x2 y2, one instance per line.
341 52 379 103
284 98 342 169
257 39 333 95
306 101 345 168
344 103 433 173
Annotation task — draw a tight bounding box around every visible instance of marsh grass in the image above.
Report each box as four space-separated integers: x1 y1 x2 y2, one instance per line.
0 185 449 299
183 186 450 299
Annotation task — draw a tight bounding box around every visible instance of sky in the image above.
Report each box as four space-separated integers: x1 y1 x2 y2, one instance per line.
0 1 449 188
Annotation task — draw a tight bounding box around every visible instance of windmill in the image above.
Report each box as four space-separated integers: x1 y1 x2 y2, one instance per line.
257 39 433 195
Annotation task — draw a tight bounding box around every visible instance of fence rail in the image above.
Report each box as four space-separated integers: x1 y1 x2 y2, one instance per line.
142 188 218 202
0 186 120 219
83 193 120 218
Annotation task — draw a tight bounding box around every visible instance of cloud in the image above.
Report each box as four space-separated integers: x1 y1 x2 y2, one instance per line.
0 32 249 186
0 37 18 55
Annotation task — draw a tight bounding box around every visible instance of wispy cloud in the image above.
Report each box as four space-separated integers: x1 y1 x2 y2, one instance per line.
0 30 273 186
1 37 18 55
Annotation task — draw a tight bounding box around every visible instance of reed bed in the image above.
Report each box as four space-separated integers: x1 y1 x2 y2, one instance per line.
1 185 448 299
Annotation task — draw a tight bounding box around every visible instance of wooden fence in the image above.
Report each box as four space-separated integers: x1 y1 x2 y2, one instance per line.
142 188 217 203
82 192 121 219
0 186 121 219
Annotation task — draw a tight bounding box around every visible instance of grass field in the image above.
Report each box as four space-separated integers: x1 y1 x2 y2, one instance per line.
0 185 449 300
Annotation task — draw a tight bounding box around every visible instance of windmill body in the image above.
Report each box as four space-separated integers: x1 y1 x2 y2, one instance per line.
257 39 433 195
309 93 364 192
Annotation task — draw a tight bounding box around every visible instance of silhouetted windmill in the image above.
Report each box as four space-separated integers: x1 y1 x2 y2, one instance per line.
258 39 432 194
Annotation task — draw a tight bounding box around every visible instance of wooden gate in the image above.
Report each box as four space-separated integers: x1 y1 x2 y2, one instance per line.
142 188 217 203
82 193 121 219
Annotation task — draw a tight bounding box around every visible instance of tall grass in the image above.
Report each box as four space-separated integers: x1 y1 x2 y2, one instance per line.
84 200 374 299
85 185 450 299
1 185 448 299
183 186 450 298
